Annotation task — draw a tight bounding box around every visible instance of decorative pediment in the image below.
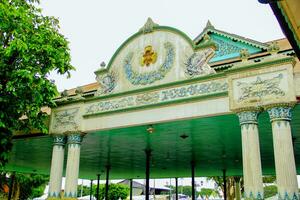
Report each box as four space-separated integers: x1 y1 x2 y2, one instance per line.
94 18 216 97
194 20 268 62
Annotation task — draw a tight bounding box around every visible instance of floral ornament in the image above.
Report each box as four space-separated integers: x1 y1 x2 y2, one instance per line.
185 48 216 77
95 71 117 96
124 42 175 85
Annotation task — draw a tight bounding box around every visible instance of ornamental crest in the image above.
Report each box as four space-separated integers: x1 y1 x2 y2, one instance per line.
124 42 175 85
237 73 285 103
141 45 157 67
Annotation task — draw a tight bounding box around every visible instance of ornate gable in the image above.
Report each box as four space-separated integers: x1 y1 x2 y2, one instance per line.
194 20 268 62
94 18 217 97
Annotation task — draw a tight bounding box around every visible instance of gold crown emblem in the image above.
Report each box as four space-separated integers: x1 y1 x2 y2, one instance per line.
141 45 157 67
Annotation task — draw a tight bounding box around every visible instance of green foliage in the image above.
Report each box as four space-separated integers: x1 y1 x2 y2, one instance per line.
0 0 74 166
207 176 224 193
77 184 129 200
0 194 7 199
171 185 193 197
77 185 91 197
263 176 276 183
0 172 9 198
15 173 48 199
264 185 277 198
0 172 48 199
207 176 240 199
199 188 214 198
31 185 46 198
104 184 129 200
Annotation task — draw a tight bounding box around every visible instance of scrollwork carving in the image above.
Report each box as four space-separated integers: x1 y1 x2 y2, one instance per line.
185 48 215 77
95 71 117 96
237 73 285 103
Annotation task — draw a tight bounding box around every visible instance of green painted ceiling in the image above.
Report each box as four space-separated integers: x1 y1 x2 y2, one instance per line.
5 104 300 180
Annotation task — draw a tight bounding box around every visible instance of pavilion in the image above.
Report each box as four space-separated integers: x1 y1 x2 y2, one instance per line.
5 19 300 200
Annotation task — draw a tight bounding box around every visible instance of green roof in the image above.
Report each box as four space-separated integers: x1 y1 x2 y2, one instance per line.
5 104 300 179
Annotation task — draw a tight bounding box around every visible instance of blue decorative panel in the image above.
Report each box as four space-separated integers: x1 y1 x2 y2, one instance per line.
209 34 262 63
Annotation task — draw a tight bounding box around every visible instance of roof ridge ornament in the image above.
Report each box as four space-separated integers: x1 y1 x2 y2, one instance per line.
140 17 159 34
239 48 250 61
205 20 215 29
267 41 280 55
100 61 106 68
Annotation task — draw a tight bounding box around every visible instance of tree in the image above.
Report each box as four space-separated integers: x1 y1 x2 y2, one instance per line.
207 176 238 200
171 185 193 197
77 185 91 197
77 184 129 200
103 184 129 200
209 175 277 199
0 172 48 199
0 0 74 167
198 188 214 199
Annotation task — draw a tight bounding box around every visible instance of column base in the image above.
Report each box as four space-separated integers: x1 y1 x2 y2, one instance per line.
278 192 299 200
47 196 78 200
244 191 264 200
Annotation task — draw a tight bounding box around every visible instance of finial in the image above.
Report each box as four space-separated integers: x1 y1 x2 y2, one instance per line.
60 89 69 101
74 86 84 100
75 86 83 95
100 61 106 68
140 17 159 34
267 41 280 54
206 20 215 29
61 89 68 97
239 49 250 61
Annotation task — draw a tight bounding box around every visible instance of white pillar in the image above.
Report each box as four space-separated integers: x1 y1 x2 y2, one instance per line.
267 106 299 200
48 135 66 199
64 133 83 199
237 110 263 199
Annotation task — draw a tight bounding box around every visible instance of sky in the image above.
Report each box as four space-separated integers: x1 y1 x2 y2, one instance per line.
39 0 285 91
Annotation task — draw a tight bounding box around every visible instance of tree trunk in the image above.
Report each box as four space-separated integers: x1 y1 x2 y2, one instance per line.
12 181 20 200
227 177 235 200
